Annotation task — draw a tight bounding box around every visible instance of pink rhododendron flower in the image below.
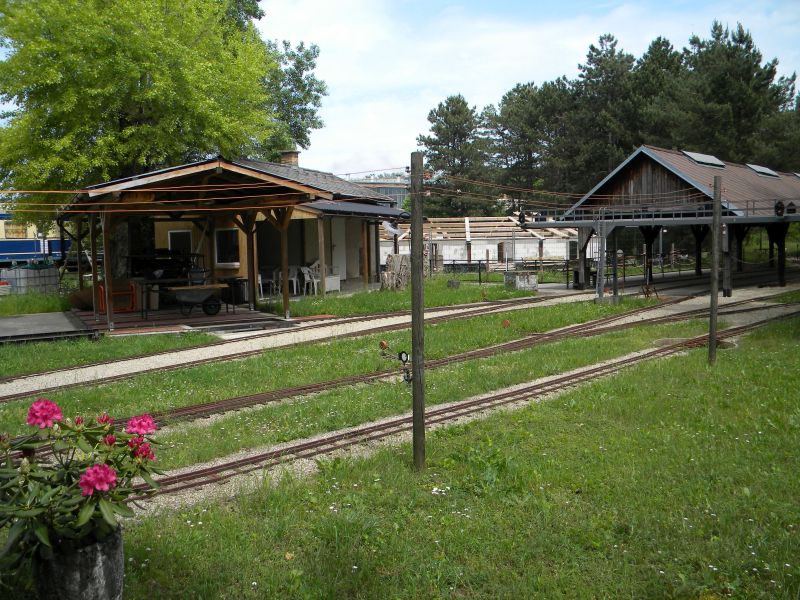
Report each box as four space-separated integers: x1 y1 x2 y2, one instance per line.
78 464 117 496
103 434 116 446
133 442 155 461
126 414 156 435
26 399 63 429
74 416 83 426
96 413 113 426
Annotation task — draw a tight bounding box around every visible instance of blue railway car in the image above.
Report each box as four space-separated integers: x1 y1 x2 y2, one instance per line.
0 213 71 266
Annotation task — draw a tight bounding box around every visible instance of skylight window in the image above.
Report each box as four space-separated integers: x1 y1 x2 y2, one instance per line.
746 164 779 178
682 150 725 168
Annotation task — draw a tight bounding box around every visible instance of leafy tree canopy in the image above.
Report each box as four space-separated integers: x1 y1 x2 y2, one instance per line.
417 95 499 216
0 0 326 216
417 21 799 216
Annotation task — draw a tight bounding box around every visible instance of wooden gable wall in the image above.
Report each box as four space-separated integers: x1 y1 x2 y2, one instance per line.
584 155 699 208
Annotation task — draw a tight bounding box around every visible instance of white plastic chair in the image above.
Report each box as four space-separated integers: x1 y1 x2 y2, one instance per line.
301 266 320 295
274 266 301 295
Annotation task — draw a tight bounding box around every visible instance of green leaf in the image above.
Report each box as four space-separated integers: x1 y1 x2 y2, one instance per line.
1 519 27 556
111 502 134 518
76 502 95 527
98 499 118 528
12 508 44 517
33 523 52 548
140 470 160 489
76 437 93 454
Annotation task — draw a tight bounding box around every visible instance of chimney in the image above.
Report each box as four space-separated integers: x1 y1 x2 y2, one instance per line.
279 149 299 166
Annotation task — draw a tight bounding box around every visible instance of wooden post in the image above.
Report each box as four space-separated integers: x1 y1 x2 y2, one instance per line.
90 214 99 322
410 151 425 470
691 225 709 276
208 217 217 281
576 227 592 289
611 229 619 299
361 220 369 289
246 214 257 310
101 213 114 331
373 221 380 283
709 176 721 365
722 222 732 297
595 222 606 299
317 217 327 294
75 218 84 290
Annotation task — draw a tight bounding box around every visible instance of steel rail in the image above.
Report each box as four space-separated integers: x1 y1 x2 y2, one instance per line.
141 313 795 498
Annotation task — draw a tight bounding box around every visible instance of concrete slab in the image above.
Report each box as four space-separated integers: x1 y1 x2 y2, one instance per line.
0 311 85 340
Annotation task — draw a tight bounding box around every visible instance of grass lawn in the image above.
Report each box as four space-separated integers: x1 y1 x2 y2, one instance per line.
0 298 656 437
0 331 219 379
90 317 800 599
261 275 534 317
152 319 705 471
0 292 70 316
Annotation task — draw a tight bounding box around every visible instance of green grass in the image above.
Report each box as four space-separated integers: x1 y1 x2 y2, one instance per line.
0 298 655 437
768 289 800 304
261 275 534 317
153 319 705 471
0 331 219 379
22 316 792 600
0 291 70 316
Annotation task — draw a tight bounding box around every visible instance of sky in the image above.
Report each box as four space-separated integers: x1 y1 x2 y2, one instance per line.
256 0 800 177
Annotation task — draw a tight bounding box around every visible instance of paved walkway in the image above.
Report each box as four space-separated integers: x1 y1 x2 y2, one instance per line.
0 312 85 340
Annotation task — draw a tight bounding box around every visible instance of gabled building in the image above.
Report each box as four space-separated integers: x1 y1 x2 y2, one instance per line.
525 145 800 291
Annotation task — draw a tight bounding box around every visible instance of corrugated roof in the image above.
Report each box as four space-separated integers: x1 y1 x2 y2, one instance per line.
380 216 576 241
571 145 800 217
300 200 408 219
234 159 392 203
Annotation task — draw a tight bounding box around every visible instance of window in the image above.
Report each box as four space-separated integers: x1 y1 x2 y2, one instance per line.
4 223 27 239
168 230 192 255
215 228 240 267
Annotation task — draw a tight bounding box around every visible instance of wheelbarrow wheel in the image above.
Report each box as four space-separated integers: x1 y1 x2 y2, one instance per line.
202 297 221 316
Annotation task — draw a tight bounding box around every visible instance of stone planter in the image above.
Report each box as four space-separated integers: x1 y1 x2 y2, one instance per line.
504 271 538 291
33 528 124 600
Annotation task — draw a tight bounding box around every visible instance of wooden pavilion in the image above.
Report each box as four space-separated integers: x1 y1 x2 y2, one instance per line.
523 145 800 295
62 154 407 329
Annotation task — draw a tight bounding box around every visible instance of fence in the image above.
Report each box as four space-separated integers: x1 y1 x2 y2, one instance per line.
0 264 61 295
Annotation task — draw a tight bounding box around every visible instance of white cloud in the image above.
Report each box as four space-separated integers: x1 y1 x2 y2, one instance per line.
257 1 800 174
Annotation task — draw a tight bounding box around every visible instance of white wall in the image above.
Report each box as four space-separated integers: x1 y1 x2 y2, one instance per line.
380 237 571 264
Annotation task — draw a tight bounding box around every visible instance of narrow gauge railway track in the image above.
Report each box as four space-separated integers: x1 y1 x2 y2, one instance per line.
6 267 794 394
9 297 794 461
140 312 796 500
0 292 593 402
1 293 579 384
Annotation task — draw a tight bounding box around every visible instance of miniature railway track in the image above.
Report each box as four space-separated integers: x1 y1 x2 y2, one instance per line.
140 312 795 499
0 293 593 401
10 298 797 463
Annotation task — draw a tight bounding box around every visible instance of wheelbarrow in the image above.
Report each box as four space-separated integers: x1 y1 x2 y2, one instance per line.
164 284 227 316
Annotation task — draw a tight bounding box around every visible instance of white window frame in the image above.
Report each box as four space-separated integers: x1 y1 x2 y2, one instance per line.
214 228 240 268
168 229 192 254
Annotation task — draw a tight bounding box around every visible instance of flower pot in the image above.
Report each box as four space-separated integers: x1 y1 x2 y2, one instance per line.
33 528 124 600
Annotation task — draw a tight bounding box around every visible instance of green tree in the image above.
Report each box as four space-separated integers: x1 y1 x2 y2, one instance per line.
417 94 497 216
0 0 326 216
678 21 796 162
266 41 328 150
633 36 686 147
568 34 638 192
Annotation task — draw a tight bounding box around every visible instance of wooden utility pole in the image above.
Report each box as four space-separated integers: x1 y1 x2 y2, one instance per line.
410 151 425 470
709 176 721 364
